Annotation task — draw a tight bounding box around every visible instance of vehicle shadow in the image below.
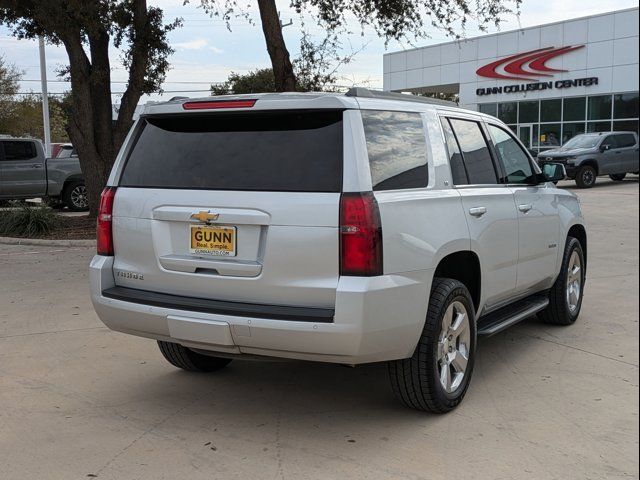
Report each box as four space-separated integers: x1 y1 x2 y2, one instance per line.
559 176 639 190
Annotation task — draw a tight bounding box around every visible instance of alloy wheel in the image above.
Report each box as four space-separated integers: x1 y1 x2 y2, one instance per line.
437 301 471 393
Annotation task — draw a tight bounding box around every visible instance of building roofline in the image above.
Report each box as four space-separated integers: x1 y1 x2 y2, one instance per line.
383 6 639 56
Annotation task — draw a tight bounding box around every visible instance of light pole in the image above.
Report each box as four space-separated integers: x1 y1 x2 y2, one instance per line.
38 36 51 157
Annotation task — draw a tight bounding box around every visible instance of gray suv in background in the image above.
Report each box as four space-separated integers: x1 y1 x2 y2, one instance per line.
0 137 87 210
537 132 639 188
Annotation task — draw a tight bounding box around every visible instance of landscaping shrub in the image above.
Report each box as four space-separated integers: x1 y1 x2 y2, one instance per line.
0 204 62 237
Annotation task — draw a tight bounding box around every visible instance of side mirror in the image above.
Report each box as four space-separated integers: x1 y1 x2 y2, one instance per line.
600 144 610 152
541 163 566 183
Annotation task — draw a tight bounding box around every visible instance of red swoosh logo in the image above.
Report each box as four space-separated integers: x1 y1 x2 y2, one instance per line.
476 45 585 81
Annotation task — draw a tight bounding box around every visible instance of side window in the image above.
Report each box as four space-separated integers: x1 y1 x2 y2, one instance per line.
361 110 428 190
448 118 498 185
601 135 617 150
1 141 37 161
440 118 469 185
615 134 637 148
488 124 534 184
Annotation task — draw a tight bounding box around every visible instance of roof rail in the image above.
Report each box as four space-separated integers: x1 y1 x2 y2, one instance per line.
345 87 457 107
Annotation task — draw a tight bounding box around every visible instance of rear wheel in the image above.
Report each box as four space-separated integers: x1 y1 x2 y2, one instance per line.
62 182 89 211
575 165 597 188
157 341 232 372
388 278 476 413
539 237 585 326
609 173 626 181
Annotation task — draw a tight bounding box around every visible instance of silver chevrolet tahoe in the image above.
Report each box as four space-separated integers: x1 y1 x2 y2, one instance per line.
0 137 87 210
537 131 639 188
90 89 587 413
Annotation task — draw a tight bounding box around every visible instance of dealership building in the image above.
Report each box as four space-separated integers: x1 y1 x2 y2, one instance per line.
383 7 639 153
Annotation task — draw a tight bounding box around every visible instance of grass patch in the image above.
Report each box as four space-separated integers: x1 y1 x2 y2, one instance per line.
0 204 62 237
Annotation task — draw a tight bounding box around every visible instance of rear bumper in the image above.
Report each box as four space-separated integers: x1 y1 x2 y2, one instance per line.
90 256 433 364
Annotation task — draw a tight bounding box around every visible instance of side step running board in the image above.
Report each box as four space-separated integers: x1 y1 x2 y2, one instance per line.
477 296 549 336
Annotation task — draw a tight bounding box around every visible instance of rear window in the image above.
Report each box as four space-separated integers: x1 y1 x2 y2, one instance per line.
361 110 428 190
120 110 343 192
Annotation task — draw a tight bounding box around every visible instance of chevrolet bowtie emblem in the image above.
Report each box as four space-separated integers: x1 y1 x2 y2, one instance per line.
190 211 220 223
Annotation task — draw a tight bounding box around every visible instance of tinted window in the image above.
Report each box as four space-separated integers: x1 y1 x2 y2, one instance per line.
588 95 612 120
615 134 637 148
601 135 617 149
614 93 639 119
478 103 497 117
120 111 343 192
564 97 586 121
440 118 468 185
361 110 428 190
498 103 517 124
488 125 534 184
448 119 498 184
1 141 37 161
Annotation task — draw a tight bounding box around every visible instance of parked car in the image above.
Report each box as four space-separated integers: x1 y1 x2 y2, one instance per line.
0 137 87 211
90 89 586 413
537 131 639 188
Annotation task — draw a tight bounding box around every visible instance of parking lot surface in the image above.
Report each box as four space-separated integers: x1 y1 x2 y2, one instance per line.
1 178 638 480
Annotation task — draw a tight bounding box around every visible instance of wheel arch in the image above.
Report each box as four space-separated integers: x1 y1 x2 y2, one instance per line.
567 223 587 271
579 159 599 174
433 251 481 313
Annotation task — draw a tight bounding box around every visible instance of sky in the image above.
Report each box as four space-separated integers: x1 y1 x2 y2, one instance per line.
0 0 637 104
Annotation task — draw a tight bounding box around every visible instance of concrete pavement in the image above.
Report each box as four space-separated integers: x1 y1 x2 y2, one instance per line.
0 178 638 480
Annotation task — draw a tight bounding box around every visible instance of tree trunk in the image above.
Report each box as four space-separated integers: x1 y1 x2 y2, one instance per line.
256 0 297 91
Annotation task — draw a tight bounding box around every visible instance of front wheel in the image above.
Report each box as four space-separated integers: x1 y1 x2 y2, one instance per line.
609 173 626 181
539 237 585 326
575 166 597 188
388 278 477 413
158 341 232 372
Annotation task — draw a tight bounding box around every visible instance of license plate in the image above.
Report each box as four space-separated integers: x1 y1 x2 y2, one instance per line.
190 225 237 257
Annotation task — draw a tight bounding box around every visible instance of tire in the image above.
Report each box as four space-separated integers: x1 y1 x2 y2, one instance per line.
388 278 477 413
538 237 585 326
575 165 597 188
609 173 626 181
157 341 232 372
62 182 89 211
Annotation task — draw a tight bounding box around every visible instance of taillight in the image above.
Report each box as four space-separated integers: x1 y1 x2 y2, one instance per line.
97 187 116 256
339 192 383 276
182 99 257 110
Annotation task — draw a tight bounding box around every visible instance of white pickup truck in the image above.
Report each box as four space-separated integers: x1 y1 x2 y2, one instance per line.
0 137 87 210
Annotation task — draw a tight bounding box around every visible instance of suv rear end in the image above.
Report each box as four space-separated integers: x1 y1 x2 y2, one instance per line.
90 94 432 365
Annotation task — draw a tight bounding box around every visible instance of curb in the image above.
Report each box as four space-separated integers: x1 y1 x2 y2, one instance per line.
0 236 96 247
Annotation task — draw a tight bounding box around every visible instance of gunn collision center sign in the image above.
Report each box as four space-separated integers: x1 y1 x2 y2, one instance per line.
475 45 598 96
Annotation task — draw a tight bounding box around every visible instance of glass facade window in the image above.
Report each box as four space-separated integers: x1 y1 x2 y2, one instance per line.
498 102 517 124
588 95 613 120
613 120 639 134
562 122 586 143
587 121 612 133
539 124 561 147
482 93 639 152
518 101 539 123
564 97 586 121
478 103 497 117
541 99 562 122
614 93 640 119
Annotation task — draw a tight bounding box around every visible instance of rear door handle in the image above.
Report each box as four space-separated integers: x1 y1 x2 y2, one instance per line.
518 203 533 213
469 207 487 217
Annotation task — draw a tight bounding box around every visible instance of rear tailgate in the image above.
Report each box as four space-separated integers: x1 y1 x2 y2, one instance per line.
111 109 343 309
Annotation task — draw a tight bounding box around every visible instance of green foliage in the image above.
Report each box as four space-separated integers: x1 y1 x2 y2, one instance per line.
0 94 70 142
0 56 21 129
0 204 62 237
211 69 276 95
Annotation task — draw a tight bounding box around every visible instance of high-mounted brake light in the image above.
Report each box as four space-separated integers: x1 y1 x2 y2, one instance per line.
182 99 257 110
97 187 117 256
339 192 383 276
